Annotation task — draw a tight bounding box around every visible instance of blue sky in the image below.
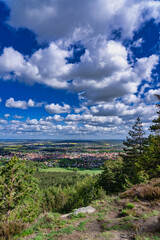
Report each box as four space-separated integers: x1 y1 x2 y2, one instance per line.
0 0 159 139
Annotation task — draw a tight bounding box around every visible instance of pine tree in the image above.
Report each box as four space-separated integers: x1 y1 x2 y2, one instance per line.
150 94 160 133
0 156 40 222
122 117 146 184
141 94 160 178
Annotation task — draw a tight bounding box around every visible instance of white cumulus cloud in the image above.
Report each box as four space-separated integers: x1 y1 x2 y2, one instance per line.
4 0 160 42
5 98 35 109
45 103 71 114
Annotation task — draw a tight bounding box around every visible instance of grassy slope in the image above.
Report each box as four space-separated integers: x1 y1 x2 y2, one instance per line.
13 193 160 240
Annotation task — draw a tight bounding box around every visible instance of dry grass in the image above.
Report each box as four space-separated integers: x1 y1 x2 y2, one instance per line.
121 179 160 200
0 221 25 240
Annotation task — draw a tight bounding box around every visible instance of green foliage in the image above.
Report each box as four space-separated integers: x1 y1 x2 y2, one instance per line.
140 135 160 178
35 171 85 189
141 210 159 220
42 175 105 213
76 221 87 232
98 158 124 192
32 212 63 232
140 94 160 178
122 117 147 184
99 118 149 193
125 202 135 209
150 94 160 133
58 225 75 234
70 176 105 210
120 209 129 217
0 156 40 223
21 227 34 237
70 213 86 219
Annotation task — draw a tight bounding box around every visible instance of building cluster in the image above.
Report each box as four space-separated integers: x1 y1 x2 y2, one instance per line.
0 149 119 169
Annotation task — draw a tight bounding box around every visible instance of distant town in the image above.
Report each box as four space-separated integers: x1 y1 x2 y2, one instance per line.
0 140 123 169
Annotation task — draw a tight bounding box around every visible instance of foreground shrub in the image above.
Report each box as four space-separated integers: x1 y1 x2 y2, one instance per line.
7 195 41 223
0 221 25 240
125 202 135 209
121 179 160 200
42 186 69 213
0 156 41 223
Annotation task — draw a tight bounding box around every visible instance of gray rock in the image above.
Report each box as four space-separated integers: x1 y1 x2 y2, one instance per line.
61 206 96 218
73 206 96 215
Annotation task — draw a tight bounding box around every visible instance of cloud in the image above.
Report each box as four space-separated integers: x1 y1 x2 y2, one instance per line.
0 43 73 88
65 113 123 126
122 94 140 104
132 38 144 48
0 0 159 139
5 98 35 109
134 55 159 82
0 119 8 124
13 114 24 119
0 39 158 107
74 106 88 114
70 38 159 103
0 33 158 106
4 0 160 42
4 114 10 118
0 98 2 103
145 88 160 103
46 115 64 122
90 100 157 124
0 100 157 138
26 118 39 125
45 103 71 114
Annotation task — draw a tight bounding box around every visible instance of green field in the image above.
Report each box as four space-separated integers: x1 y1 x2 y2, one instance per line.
40 167 103 175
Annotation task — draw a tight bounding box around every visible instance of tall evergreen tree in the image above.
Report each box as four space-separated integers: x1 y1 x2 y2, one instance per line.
0 156 40 222
140 94 160 178
150 94 160 133
122 117 146 184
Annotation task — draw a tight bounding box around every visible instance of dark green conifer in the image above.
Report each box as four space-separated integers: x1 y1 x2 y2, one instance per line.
150 94 160 133
141 94 160 178
122 117 146 184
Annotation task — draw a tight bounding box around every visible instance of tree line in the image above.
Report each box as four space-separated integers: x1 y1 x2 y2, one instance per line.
99 94 160 192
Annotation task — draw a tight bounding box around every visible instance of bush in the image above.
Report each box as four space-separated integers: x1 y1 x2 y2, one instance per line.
42 186 69 213
0 156 40 223
98 159 124 192
120 209 129 217
125 202 135 209
0 221 25 240
42 175 105 213
121 180 160 200
72 176 105 209
7 195 41 223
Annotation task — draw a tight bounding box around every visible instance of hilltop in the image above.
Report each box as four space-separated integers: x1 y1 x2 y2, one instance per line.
8 178 160 240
